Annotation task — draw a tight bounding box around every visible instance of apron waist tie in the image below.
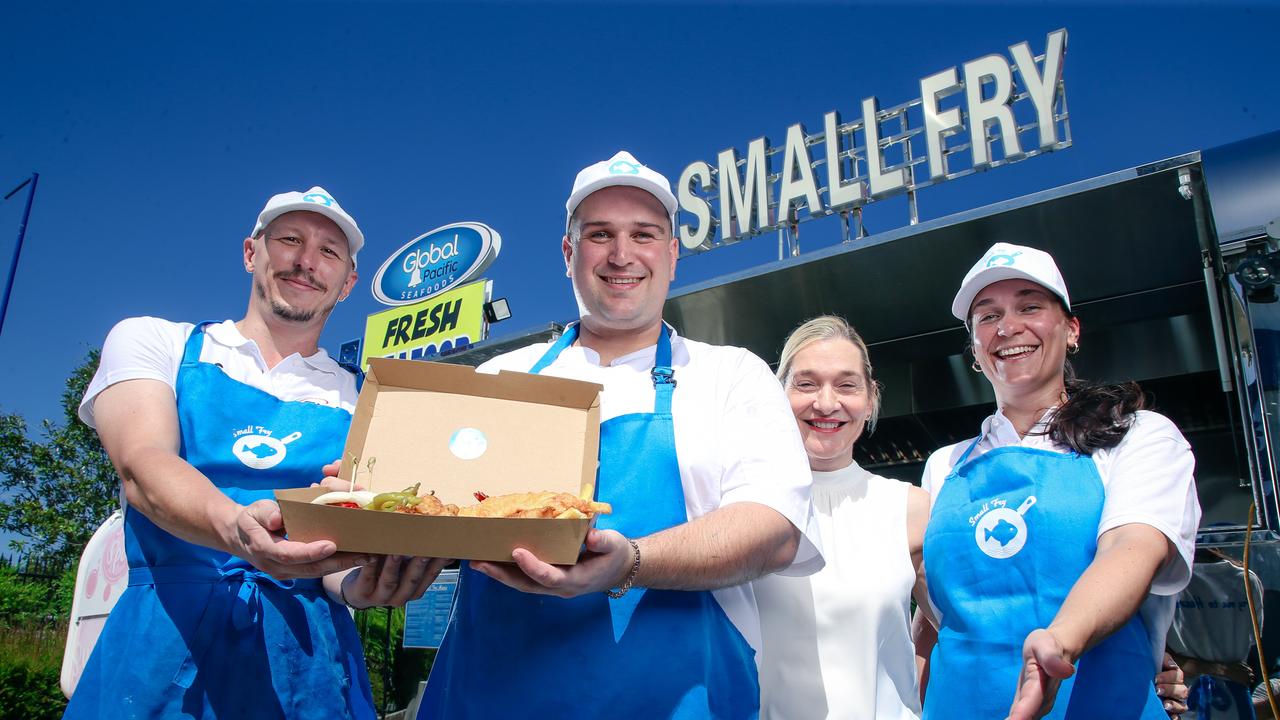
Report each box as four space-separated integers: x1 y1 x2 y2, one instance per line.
128 565 323 689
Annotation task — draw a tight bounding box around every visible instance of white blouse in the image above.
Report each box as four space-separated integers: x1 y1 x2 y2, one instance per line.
754 462 921 720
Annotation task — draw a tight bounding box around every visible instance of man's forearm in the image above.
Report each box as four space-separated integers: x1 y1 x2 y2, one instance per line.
96 378 244 556
632 502 800 591
117 446 243 555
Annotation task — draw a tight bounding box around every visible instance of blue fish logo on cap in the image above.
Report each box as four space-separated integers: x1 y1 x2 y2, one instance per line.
985 251 1022 268
608 161 640 175
302 192 334 207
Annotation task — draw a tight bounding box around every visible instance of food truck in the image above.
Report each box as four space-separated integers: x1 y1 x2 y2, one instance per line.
443 27 1279 547
447 127 1280 549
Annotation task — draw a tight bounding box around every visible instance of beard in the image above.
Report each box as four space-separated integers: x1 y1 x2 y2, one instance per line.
255 270 336 323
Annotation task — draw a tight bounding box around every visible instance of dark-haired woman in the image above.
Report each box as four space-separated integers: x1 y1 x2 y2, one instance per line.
919 243 1201 720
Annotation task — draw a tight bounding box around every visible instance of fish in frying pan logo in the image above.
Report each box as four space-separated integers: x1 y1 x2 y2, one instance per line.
972 496 1037 559
985 251 1023 268
231 427 302 470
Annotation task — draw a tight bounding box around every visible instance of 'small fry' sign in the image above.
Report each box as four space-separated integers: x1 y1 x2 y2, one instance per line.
677 29 1070 252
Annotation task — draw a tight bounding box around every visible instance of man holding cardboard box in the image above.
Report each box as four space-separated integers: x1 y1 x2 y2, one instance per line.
419 152 823 718
66 187 444 719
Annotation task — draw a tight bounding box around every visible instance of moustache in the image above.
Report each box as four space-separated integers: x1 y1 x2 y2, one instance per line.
275 269 327 292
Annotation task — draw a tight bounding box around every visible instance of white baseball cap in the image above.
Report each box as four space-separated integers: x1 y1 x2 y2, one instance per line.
951 242 1071 322
251 186 364 267
565 151 678 232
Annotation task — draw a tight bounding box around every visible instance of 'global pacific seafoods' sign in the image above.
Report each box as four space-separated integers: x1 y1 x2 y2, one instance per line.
371 222 501 305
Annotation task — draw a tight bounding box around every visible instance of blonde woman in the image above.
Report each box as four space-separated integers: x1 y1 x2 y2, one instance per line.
754 316 931 719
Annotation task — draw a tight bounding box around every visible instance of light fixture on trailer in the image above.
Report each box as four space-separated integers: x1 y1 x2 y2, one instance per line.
483 298 512 324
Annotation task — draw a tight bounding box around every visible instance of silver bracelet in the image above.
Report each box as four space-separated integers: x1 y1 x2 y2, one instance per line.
605 539 641 599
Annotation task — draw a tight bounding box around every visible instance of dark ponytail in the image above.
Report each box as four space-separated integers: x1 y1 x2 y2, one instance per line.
1037 362 1146 455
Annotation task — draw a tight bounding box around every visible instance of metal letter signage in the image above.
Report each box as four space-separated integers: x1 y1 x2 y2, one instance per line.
677 28 1071 256
371 222 502 306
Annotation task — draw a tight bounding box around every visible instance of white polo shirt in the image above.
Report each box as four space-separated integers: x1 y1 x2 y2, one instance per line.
921 407 1201 668
79 317 358 429
480 326 824 655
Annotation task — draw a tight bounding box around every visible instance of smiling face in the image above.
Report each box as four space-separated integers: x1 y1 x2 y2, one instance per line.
785 338 875 472
562 185 677 341
969 278 1080 408
244 210 357 325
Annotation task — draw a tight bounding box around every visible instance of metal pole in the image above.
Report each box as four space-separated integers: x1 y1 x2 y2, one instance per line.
383 607 394 719
0 172 39 339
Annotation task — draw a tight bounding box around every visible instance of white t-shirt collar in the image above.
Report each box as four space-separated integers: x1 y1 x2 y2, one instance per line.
981 406 1059 448
205 320 337 375
571 322 682 368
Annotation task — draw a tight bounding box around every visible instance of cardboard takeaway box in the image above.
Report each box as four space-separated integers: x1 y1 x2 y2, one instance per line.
277 357 602 564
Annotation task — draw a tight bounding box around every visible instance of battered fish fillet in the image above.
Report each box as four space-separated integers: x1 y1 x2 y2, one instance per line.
456 491 612 519
409 494 460 517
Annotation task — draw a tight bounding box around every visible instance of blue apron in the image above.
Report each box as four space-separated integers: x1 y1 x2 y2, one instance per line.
66 323 375 720
1188 675 1256 719
419 324 760 719
922 441 1166 720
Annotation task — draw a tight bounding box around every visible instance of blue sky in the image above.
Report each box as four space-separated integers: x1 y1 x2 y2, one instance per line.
2 0 1279 435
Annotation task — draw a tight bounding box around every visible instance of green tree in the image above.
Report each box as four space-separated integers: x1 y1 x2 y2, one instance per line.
0 350 118 565
356 606 434 713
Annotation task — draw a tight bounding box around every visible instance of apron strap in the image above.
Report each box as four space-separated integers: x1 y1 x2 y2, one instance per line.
651 326 675 415
179 321 217 369
529 323 580 374
128 565 321 689
338 361 366 392
530 323 676 415
954 435 982 467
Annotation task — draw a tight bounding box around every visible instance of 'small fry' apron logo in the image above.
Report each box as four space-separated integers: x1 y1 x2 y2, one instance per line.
971 496 1037 559
230 427 302 470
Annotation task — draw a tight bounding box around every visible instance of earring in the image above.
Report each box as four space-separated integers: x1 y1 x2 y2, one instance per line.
1067 342 1080 355
971 360 983 373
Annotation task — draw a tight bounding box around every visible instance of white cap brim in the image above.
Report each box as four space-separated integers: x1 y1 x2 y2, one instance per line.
256 202 364 263
565 176 678 231
564 149 680 235
252 189 364 268
951 265 1071 321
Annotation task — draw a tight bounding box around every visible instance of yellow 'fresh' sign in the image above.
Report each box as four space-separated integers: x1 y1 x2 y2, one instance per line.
360 279 487 369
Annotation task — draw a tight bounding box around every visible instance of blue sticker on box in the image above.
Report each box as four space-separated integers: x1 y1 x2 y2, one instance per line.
449 427 488 460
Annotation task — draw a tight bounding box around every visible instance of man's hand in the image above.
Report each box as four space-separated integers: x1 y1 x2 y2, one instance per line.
1007 629 1076 720
341 555 451 609
313 475 363 493
1156 652 1188 720
312 457 367 493
470 528 634 598
232 499 371 579
321 458 342 480
312 458 367 492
